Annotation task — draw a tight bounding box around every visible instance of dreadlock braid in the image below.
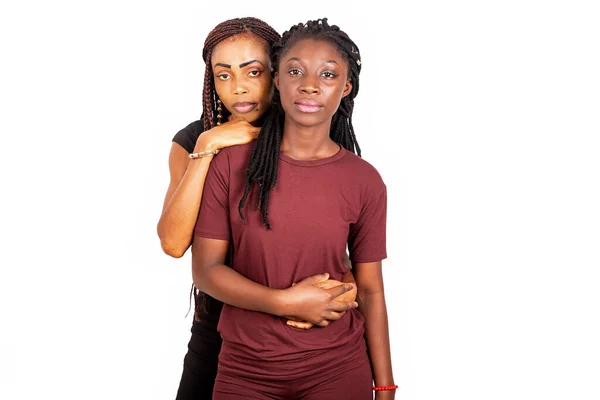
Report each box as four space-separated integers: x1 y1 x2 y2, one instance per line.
238 18 362 229
200 17 280 132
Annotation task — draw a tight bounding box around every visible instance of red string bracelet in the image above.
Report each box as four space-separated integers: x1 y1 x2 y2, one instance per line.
373 385 398 391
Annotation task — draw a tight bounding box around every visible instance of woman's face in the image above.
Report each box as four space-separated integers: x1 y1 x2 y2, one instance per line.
275 38 352 127
211 33 273 124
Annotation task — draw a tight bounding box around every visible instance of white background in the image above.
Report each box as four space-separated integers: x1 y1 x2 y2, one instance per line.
1 0 599 399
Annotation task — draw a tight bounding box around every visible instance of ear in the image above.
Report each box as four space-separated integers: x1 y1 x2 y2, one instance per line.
342 79 352 98
274 71 280 91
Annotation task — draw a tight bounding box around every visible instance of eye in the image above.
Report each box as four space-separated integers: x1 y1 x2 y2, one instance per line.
216 73 231 81
248 69 262 77
321 71 337 79
288 68 303 76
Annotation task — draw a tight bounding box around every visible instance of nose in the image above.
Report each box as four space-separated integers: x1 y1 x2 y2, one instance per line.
233 76 248 95
300 76 320 95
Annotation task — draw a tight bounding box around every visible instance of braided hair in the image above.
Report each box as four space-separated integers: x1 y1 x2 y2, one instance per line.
238 18 362 229
201 17 281 132
191 18 280 317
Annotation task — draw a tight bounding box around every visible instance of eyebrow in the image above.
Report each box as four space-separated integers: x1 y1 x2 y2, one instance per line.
214 59 265 69
286 57 339 65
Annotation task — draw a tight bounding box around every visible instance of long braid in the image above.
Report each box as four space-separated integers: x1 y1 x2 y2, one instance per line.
200 17 281 132
238 18 362 229
192 17 280 316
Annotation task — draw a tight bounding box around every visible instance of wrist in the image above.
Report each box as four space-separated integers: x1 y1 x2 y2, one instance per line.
194 135 220 153
373 378 396 388
269 289 288 317
373 384 397 390
189 149 219 160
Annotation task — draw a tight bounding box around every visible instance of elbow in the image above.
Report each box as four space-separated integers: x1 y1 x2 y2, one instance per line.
159 237 189 258
191 270 203 292
192 264 209 293
156 221 178 258
157 223 192 258
357 283 384 299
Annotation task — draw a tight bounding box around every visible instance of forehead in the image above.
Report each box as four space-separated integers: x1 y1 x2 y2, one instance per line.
211 33 270 67
281 38 345 65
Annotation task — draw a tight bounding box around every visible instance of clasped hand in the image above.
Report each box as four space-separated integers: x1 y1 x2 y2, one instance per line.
281 272 358 330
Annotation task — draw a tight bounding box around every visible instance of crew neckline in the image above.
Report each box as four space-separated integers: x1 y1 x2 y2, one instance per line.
279 145 347 167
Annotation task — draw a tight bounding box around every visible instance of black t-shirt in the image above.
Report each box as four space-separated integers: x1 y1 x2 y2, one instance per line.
171 119 224 324
172 119 204 153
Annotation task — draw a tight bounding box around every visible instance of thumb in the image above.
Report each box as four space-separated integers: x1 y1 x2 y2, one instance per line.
310 273 329 284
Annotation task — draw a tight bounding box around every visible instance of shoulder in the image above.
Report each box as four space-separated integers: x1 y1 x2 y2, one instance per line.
340 151 386 194
177 119 205 137
172 119 205 153
210 142 255 171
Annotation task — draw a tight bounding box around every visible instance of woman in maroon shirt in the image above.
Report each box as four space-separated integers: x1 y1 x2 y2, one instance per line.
193 18 395 400
157 17 358 399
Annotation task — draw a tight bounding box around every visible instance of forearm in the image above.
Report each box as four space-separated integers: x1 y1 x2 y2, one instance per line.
157 157 212 257
193 261 285 316
360 291 394 387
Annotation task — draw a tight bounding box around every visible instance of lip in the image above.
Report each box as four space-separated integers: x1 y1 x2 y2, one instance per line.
294 99 323 113
232 102 257 113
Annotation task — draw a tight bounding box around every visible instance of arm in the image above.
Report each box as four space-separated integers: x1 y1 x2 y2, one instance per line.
354 261 395 399
157 141 214 258
157 120 260 258
192 236 358 326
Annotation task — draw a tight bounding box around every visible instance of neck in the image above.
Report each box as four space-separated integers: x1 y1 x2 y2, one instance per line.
250 112 267 127
280 118 339 160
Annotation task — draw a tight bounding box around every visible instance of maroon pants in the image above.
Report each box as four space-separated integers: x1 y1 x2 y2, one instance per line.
212 352 373 400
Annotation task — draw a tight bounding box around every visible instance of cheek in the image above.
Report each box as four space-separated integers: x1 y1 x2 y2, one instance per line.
254 77 273 102
277 79 294 101
330 84 346 100
214 81 229 99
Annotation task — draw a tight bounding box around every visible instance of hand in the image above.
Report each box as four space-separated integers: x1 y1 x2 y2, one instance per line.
287 271 357 329
280 273 358 329
342 270 356 285
287 277 357 329
194 117 260 153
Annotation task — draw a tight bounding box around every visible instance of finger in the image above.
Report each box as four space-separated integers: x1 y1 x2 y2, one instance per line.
286 320 314 330
326 283 354 298
316 320 330 328
342 271 356 284
325 311 346 321
328 301 358 313
300 273 329 286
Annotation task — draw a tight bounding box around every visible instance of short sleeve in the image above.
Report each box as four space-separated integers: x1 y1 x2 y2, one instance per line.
348 186 387 263
172 119 204 153
194 151 231 241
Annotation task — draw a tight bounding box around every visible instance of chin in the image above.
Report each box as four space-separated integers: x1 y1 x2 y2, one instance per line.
245 115 262 125
229 113 253 123
289 112 327 127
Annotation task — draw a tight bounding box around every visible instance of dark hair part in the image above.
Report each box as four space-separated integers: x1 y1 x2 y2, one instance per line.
201 17 281 132
238 18 362 229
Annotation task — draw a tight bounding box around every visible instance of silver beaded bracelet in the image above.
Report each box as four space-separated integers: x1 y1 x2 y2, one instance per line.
189 149 220 159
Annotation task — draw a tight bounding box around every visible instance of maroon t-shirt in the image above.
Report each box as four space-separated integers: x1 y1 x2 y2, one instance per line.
195 142 387 380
